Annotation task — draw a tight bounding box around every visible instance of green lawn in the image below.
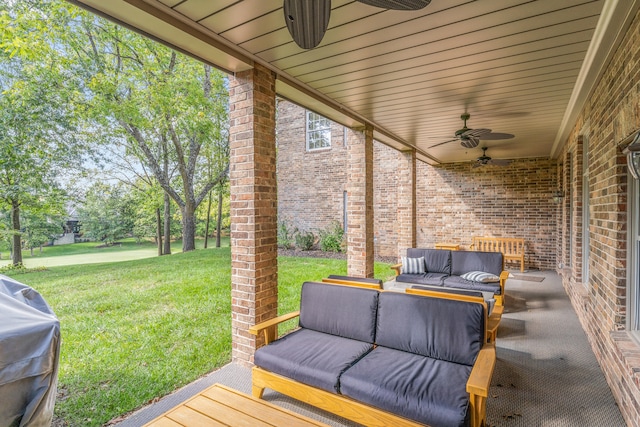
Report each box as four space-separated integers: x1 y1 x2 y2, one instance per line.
5 247 393 426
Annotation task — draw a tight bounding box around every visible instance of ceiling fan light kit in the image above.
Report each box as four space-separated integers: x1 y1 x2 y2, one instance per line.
284 0 431 49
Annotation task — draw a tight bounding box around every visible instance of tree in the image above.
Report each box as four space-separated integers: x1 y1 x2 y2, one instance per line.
66 12 230 253
0 1 83 265
78 182 135 245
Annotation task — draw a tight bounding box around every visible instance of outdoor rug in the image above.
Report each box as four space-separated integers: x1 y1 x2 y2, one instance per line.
511 275 545 282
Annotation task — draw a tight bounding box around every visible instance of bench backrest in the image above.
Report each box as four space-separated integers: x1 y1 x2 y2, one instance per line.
406 248 451 274
299 282 379 343
473 237 524 255
375 291 485 366
450 250 503 277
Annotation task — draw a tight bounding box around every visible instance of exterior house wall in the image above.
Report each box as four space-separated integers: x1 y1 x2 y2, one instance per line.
276 100 557 269
559 7 640 425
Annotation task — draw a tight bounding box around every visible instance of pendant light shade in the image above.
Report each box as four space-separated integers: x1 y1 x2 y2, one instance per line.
284 0 331 49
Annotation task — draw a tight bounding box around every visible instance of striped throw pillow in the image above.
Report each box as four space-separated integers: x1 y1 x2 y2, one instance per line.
461 271 500 283
402 256 426 274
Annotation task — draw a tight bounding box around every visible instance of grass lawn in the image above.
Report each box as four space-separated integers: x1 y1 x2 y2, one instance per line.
5 247 393 426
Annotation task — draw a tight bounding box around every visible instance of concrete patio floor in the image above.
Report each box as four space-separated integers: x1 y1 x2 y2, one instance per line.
115 271 626 427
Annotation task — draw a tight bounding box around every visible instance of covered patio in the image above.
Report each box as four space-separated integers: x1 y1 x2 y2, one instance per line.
115 271 625 426
67 1 640 425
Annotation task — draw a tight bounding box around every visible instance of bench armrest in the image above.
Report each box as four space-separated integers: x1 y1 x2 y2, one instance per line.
248 311 300 345
467 342 496 397
391 263 402 276
499 270 509 297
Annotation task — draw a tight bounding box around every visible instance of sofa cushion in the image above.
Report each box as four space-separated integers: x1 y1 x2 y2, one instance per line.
443 275 502 295
375 292 484 366
451 250 502 277
340 347 471 427
254 328 373 393
406 248 451 274
411 285 496 315
299 282 379 343
460 271 500 283
401 256 426 274
396 272 448 286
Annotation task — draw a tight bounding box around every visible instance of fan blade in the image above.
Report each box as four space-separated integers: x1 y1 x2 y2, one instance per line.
356 0 431 10
472 161 483 168
284 0 331 49
463 128 491 138
428 138 457 149
460 136 479 148
479 132 515 140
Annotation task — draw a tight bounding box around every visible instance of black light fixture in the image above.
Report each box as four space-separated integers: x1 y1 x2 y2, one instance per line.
625 131 640 179
552 190 564 204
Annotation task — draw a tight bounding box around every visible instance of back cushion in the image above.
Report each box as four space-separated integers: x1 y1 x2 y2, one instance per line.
406 248 451 274
375 292 485 366
299 282 379 343
451 250 503 276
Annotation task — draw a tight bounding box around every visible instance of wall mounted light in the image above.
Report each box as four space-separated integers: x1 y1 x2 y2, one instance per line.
552 190 564 204
624 131 640 179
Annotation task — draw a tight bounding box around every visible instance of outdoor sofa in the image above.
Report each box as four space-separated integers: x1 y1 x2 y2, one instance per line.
392 248 508 306
249 281 495 427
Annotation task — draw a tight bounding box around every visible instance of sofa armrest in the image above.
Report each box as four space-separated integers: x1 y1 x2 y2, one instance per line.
498 271 509 303
466 342 496 427
391 263 402 276
248 311 300 345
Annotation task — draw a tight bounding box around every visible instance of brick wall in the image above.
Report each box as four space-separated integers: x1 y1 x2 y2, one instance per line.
416 159 557 270
277 100 557 269
558 7 640 425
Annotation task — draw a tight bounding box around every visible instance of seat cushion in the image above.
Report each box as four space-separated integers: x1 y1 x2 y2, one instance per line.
254 328 373 393
396 272 447 286
299 282 379 343
451 250 503 277
443 275 502 294
340 347 471 427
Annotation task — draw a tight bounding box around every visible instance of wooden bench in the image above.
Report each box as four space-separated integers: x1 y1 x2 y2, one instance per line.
471 237 525 272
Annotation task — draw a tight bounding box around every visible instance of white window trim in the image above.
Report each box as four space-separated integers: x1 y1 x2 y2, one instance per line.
628 173 640 340
306 111 331 151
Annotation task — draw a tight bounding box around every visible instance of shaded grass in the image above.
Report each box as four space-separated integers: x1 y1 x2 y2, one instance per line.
6 249 392 426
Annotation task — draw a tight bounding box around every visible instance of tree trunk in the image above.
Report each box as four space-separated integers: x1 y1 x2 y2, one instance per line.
204 190 212 249
216 188 223 248
11 200 22 265
163 193 172 255
182 201 196 252
156 207 162 256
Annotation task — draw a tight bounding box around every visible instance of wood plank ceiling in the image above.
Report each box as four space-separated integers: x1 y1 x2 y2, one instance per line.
69 0 639 165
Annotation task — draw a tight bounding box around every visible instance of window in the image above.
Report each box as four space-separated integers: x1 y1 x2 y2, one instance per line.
629 172 640 337
306 111 331 151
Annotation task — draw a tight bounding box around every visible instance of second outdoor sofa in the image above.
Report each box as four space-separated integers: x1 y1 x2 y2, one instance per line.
250 281 495 427
392 248 509 305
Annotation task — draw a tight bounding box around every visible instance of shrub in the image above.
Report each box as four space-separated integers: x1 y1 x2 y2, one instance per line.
277 221 296 249
295 231 315 251
318 221 345 252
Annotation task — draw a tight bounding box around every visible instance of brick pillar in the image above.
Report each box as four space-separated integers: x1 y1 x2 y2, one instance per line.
347 125 374 278
229 64 277 366
397 149 416 260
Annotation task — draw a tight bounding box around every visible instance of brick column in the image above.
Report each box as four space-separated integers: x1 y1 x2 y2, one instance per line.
346 125 374 278
229 64 277 366
397 149 416 260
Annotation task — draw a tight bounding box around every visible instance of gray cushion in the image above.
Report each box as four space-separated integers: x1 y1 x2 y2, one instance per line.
406 248 451 274
401 256 426 274
451 250 502 277
299 282 379 343
340 347 472 427
443 275 502 295
254 328 373 393
396 272 447 286
375 292 485 366
411 286 496 314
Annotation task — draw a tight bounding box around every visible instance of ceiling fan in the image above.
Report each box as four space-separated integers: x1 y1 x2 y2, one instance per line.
429 113 515 149
473 147 511 168
283 0 432 49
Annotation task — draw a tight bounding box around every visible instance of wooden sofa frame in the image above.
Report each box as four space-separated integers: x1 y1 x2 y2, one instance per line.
471 237 525 272
249 287 496 427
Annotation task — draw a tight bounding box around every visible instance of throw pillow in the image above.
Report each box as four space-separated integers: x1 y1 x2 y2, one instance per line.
402 256 426 274
461 271 500 283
